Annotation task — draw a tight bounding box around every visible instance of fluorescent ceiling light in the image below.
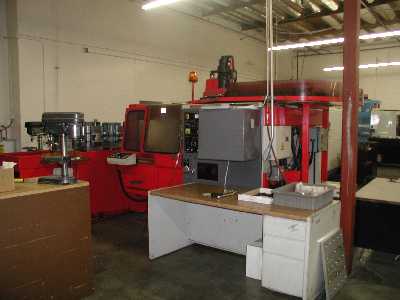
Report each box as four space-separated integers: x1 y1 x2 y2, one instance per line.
309 2 321 13
142 0 182 10
360 30 400 40
323 66 345 72
271 37 344 51
272 30 400 51
323 0 339 11
323 61 400 72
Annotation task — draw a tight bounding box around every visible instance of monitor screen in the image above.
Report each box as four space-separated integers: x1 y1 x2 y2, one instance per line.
144 105 181 154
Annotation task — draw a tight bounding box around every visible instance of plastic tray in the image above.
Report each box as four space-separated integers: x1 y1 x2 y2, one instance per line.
273 182 334 210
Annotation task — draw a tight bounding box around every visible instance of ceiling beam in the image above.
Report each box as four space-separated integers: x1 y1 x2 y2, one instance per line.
202 0 264 17
280 0 304 14
243 0 400 31
249 17 399 41
361 0 400 43
388 2 400 21
280 0 398 25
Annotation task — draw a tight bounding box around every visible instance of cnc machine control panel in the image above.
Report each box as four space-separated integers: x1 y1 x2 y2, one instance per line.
107 152 137 166
184 112 199 153
182 108 200 183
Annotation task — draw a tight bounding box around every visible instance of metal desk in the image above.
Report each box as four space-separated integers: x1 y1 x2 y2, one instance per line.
355 178 400 254
148 183 340 300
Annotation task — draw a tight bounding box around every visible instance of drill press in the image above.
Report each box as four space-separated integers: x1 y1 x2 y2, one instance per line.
38 112 84 185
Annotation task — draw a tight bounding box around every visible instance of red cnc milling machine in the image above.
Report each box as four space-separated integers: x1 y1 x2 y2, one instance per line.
192 56 343 186
111 103 183 213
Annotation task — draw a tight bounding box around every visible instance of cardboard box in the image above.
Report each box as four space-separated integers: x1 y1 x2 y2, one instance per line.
0 184 93 299
246 239 263 280
0 168 14 193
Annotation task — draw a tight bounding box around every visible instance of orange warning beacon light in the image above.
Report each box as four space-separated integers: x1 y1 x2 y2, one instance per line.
189 71 198 83
189 71 198 101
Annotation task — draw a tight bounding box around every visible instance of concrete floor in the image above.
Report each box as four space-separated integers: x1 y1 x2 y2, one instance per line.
85 213 400 300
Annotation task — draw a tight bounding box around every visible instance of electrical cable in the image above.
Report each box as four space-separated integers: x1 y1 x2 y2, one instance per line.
116 169 147 203
269 160 273 177
224 160 230 192
263 0 277 184
291 128 301 170
313 151 316 184
309 140 315 166
266 123 286 184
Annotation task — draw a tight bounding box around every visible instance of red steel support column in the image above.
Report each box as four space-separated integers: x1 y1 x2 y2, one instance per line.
341 0 360 274
301 104 310 182
321 108 329 182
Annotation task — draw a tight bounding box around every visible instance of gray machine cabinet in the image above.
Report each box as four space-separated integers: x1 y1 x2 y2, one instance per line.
199 108 261 161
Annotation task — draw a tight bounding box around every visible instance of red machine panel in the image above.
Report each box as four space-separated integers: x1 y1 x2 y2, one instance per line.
0 151 55 179
116 103 183 211
0 149 134 216
74 150 135 215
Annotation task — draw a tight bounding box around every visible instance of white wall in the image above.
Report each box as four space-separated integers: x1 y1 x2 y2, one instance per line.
0 0 10 126
295 46 400 108
10 0 268 147
288 46 400 170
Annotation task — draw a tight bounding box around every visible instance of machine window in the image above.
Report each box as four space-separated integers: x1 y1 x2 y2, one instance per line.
397 115 400 137
124 110 145 152
197 163 219 181
144 105 181 154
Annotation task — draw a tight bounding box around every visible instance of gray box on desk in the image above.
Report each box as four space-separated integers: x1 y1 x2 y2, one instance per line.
273 183 334 210
198 108 260 161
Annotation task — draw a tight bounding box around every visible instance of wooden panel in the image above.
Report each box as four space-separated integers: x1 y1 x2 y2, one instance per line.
0 184 92 299
0 181 89 200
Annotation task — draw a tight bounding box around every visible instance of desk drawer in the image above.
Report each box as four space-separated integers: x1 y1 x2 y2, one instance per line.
262 252 304 298
263 235 305 261
263 216 306 241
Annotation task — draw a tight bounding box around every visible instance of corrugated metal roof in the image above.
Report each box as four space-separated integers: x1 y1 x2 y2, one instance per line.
164 0 400 49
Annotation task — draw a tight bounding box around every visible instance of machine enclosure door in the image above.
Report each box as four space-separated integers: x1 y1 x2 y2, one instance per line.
198 108 261 161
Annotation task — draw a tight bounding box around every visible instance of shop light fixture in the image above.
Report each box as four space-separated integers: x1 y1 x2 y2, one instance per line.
323 61 400 72
271 30 400 51
271 37 344 51
359 30 400 40
142 0 182 10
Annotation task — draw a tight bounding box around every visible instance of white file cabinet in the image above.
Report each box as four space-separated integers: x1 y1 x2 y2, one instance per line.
261 201 340 300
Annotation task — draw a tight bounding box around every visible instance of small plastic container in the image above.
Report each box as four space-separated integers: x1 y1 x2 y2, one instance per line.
273 182 334 210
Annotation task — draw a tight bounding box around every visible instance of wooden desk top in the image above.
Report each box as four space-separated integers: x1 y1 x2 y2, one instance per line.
356 178 400 206
150 183 315 221
0 181 89 200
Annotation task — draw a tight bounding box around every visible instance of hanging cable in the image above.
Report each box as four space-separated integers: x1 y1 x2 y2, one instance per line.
116 169 147 203
263 0 283 184
224 160 230 193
